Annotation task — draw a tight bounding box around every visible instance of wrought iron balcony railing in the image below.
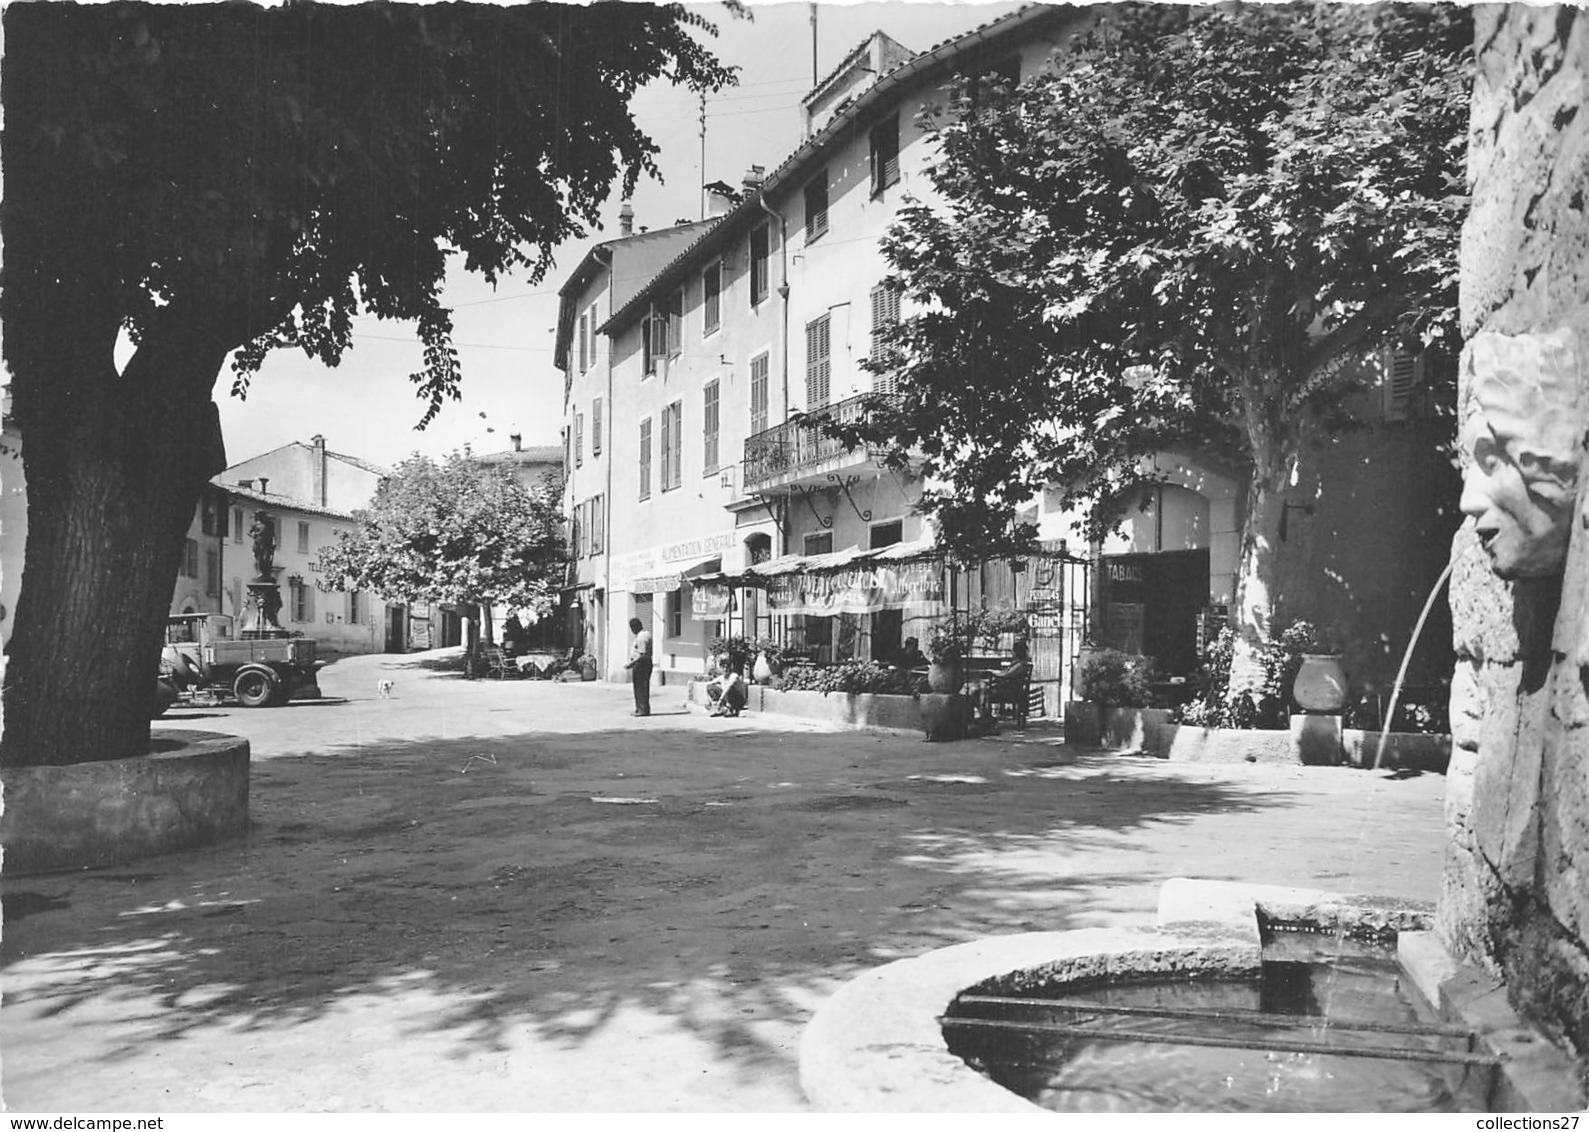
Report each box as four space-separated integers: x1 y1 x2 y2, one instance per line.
741 393 901 492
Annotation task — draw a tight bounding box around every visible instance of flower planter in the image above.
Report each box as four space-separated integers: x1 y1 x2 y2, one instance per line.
0 729 251 875
1293 653 1348 713
927 660 962 694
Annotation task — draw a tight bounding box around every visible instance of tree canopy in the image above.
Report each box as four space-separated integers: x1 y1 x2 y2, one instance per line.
5 1 737 426
857 2 1469 567
0 2 734 766
318 454 567 618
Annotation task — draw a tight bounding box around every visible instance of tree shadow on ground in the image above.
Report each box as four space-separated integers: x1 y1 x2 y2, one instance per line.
0 722 1440 1104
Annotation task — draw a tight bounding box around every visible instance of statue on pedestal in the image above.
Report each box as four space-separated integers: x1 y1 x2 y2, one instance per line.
241 509 288 639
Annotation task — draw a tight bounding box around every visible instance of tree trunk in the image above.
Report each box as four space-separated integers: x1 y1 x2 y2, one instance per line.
1227 371 1313 696
1 319 228 767
1228 473 1289 697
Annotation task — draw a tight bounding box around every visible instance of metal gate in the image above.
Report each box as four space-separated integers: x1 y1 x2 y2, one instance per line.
1018 547 1092 718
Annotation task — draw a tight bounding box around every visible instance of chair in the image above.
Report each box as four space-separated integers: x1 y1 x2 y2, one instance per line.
985 669 1033 728
481 644 513 680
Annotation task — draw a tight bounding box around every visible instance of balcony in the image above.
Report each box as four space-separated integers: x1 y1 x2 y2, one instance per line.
741 394 901 493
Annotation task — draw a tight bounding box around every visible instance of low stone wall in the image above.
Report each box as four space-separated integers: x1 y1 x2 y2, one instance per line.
0 729 251 875
1073 704 1449 770
684 680 926 734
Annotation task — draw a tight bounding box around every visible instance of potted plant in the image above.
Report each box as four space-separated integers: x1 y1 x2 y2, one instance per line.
924 615 969 693
710 634 757 676
750 636 789 684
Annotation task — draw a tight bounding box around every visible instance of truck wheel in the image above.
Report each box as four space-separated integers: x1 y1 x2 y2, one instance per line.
233 669 279 708
152 680 178 718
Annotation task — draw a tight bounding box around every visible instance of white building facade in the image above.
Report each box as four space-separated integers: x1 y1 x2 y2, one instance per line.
557 6 1089 686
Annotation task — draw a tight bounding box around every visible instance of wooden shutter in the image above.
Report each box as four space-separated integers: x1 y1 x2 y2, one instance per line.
806 315 831 408
703 381 720 473
750 353 769 435
638 417 652 500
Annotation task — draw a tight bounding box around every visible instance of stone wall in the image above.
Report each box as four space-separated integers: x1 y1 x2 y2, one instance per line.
1442 4 1589 1067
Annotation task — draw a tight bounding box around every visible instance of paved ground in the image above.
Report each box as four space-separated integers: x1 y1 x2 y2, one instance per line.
0 650 1449 1112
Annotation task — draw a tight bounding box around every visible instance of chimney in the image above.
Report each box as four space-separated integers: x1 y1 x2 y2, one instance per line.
741 164 766 194
511 432 522 452
257 476 269 496
237 479 254 490
619 201 634 237
704 180 741 218
311 434 327 506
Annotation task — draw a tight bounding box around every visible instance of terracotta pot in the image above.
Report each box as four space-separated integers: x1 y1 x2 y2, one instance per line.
753 651 774 685
927 659 962 694
1292 653 1347 713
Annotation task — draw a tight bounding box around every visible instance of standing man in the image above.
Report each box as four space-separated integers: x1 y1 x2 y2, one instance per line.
625 616 653 717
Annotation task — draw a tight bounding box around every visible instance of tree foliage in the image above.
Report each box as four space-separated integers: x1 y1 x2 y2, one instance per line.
5 1 737 426
318 454 567 617
0 2 733 766
858 2 1470 560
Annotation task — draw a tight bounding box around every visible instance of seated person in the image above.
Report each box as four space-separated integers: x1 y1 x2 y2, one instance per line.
706 659 748 717
967 640 1032 722
896 636 928 670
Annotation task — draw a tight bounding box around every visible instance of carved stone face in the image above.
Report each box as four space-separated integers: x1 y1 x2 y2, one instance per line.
1457 330 1584 579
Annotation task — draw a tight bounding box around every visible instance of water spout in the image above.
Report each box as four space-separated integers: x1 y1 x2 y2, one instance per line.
1373 555 1458 771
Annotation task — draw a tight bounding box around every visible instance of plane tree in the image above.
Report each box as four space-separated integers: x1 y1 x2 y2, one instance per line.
853 2 1469 657
1 2 734 765
316 453 567 650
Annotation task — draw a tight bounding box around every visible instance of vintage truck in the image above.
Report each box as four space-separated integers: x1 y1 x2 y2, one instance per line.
155 613 322 713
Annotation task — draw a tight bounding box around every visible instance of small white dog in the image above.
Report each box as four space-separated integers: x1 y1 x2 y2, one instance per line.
377 678 395 699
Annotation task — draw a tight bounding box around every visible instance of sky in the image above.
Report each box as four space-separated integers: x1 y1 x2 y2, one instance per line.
208 0 1028 472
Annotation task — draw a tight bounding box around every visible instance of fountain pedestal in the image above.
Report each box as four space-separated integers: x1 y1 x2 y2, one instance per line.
240 577 289 640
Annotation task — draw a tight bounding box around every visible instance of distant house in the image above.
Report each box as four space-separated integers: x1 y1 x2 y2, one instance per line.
214 436 410 656
474 432 563 495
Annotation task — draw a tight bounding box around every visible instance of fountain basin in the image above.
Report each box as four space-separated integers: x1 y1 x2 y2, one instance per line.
800 880 1582 1112
0 729 250 875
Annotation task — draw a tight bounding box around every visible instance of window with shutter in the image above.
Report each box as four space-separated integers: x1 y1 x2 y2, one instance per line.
667 402 683 489
297 521 310 554
592 494 604 554
806 315 832 409
574 412 584 466
703 380 720 474
642 314 655 376
870 115 900 196
703 262 721 336
750 224 770 307
661 402 683 492
592 397 603 457
870 282 902 394
587 302 599 366
1384 349 1422 420
666 289 683 358
639 417 652 500
578 313 588 373
233 508 244 544
804 171 829 241
750 352 769 435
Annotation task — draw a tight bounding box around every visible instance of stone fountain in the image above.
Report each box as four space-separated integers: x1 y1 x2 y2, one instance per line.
1437 1 1589 1092
240 508 289 639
